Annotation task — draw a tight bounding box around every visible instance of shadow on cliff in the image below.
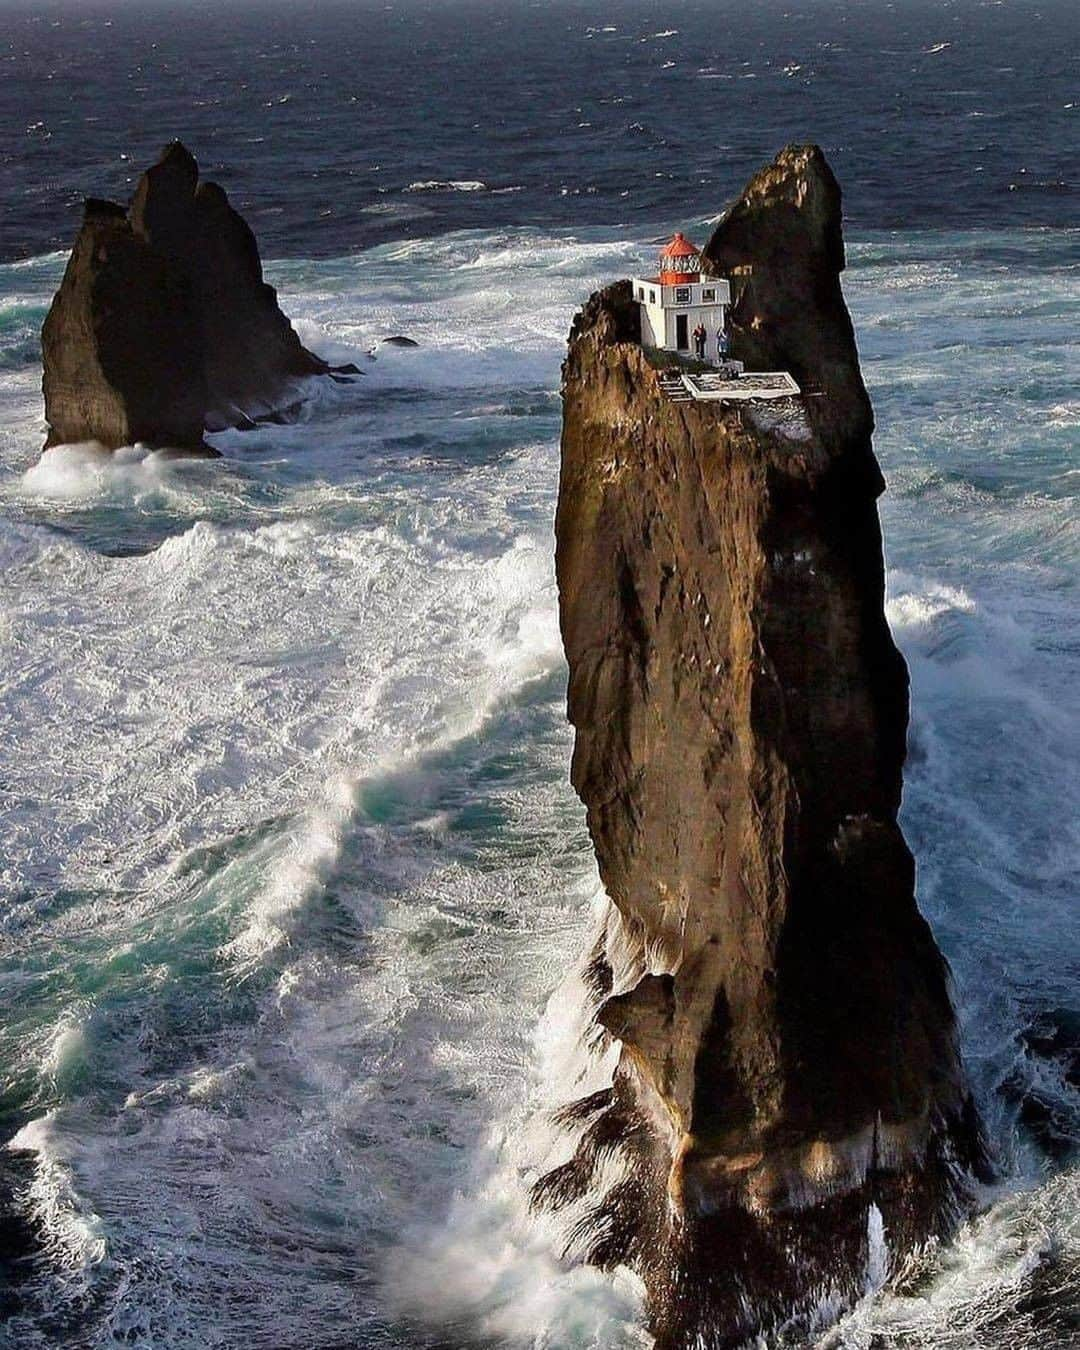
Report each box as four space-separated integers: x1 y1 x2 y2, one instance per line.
40 141 362 457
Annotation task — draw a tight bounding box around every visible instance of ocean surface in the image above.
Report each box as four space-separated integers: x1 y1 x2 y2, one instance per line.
0 2 1077 1348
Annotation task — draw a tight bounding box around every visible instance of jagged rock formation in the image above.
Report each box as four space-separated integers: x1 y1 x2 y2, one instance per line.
41 142 355 453
542 145 986 1347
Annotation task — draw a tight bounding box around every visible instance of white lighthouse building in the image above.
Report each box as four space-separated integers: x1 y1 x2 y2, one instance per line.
632 232 731 358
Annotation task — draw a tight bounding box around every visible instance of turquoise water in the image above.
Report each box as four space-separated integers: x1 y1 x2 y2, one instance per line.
0 225 1076 1348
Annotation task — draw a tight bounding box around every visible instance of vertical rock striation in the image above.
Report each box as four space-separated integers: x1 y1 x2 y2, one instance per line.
542 145 985 1347
41 142 352 454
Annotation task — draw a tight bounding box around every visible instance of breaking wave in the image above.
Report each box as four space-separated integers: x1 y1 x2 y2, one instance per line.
404 180 488 194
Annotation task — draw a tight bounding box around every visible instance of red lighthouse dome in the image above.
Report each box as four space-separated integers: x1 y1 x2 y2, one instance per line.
658 231 701 285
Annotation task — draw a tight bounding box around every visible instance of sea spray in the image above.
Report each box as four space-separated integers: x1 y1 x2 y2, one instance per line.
388 888 647 1348
865 1204 888 1294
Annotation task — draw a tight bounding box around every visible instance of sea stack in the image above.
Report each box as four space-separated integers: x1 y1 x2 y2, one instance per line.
542 145 985 1347
41 141 353 454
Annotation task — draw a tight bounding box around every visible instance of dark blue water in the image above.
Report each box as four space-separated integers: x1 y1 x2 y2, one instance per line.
1 0 1076 262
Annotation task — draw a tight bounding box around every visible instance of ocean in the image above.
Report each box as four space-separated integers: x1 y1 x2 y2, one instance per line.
0 2 1076 1347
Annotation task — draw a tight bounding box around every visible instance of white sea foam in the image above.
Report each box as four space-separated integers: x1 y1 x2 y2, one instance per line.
886 574 976 630
223 771 359 968
389 886 645 1347
403 179 488 194
823 1172 1079 1349
395 1193 648 1348
19 439 202 503
0 242 607 1333
1047 400 1080 426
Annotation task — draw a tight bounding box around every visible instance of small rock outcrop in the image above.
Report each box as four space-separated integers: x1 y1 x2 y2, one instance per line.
41 142 354 453
542 145 985 1348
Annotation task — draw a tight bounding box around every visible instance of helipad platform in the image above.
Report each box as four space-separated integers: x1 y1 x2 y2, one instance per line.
682 371 801 402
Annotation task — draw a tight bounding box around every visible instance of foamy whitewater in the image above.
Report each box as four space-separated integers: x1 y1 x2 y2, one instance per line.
0 223 1076 1349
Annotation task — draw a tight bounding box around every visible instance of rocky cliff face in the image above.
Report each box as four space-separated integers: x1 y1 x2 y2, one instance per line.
542 145 985 1348
41 142 350 453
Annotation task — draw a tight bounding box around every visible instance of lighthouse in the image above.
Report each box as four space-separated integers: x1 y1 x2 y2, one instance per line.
632 232 731 358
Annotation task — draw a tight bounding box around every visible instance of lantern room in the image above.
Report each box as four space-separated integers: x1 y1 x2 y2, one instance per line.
658 231 700 283
632 232 732 359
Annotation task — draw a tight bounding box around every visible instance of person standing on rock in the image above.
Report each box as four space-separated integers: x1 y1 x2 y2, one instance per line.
716 324 728 364
693 322 706 360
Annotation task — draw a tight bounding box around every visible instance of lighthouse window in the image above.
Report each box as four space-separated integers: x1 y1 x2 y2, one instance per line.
637 287 645 300
675 286 691 304
649 288 657 304
701 287 717 302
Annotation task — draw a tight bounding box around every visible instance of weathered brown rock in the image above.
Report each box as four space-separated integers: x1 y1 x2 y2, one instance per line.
41 142 353 453
541 145 985 1348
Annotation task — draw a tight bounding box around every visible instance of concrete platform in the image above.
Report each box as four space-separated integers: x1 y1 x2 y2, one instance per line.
682 370 801 402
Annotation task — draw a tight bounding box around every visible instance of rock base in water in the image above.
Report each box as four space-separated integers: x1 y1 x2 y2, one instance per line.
41 142 359 455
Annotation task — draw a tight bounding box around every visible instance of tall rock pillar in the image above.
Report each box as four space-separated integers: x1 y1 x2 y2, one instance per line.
543 145 984 1348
